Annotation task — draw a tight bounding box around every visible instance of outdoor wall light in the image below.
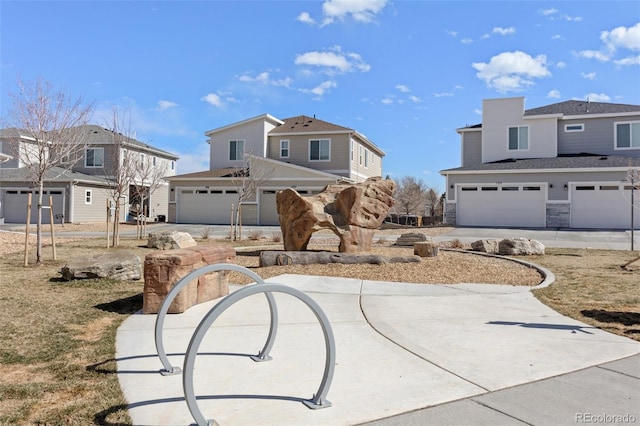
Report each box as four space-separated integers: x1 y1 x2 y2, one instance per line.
564 184 568 190
549 184 553 188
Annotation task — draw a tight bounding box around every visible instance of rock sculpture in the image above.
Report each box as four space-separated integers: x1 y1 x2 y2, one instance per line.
276 177 396 254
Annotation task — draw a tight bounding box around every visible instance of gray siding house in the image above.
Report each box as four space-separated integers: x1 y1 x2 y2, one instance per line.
168 114 385 225
440 97 640 229
0 125 178 224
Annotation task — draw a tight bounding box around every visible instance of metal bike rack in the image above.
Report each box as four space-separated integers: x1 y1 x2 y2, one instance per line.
154 263 278 375
182 282 336 426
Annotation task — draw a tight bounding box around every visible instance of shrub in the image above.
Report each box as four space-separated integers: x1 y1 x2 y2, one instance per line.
270 232 282 243
200 226 211 240
248 230 263 241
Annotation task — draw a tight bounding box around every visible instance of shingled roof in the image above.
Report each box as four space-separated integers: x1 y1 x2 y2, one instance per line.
269 115 352 134
441 154 640 174
0 166 111 184
524 100 640 116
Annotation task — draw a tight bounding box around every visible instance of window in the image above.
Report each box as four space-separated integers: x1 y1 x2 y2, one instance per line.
229 140 244 161
152 156 157 166
508 126 529 150
616 122 640 149
358 145 363 165
565 123 584 132
140 153 146 167
309 139 330 161
280 140 289 158
171 160 175 170
364 148 370 167
85 148 104 167
84 190 92 204
351 140 354 161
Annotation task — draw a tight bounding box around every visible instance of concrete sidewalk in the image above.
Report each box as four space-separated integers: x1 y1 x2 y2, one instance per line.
116 275 640 426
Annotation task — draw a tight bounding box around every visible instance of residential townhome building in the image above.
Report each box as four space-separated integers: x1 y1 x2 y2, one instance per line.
167 114 385 225
440 97 640 229
0 125 178 224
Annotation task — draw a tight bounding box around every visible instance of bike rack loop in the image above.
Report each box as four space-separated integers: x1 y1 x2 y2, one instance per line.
182 282 336 426
154 263 278 375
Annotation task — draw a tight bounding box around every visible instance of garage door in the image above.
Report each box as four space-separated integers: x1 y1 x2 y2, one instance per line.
570 184 639 229
457 184 546 227
177 188 238 224
3 189 65 224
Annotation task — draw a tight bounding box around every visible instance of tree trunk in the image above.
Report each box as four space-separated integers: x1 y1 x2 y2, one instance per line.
36 182 44 264
259 250 419 267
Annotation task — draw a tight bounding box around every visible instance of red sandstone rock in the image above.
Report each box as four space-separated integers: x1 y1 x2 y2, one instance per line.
143 245 235 314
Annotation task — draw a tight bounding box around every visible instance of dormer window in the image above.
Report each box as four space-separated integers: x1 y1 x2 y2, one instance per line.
508 126 529 150
615 121 640 149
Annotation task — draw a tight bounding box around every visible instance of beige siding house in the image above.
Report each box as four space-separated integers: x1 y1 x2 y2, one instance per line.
0 125 178 224
168 114 385 225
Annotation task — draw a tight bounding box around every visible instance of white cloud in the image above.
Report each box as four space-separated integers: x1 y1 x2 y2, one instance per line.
434 92 453 98
578 23 640 65
581 72 596 80
295 47 370 73
551 34 563 40
615 55 640 66
493 26 516 36
461 38 473 44
540 8 558 16
381 97 394 105
601 22 640 52
577 49 611 62
156 100 178 111
564 15 582 22
201 93 223 107
472 51 551 92
396 84 411 93
446 30 457 37
547 89 561 99
584 93 610 102
237 71 293 87
306 80 337 96
296 12 316 25
409 95 422 103
556 61 567 68
321 0 388 25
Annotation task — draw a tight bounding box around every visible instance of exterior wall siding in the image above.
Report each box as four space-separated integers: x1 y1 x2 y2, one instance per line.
482 97 557 162
461 130 482 166
210 119 277 169
558 115 640 158
267 133 351 176
72 185 111 223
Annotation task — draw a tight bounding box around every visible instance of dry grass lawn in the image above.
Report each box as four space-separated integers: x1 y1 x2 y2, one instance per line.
0 225 638 425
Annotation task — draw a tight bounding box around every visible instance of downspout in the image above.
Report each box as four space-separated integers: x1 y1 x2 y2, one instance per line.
69 180 77 223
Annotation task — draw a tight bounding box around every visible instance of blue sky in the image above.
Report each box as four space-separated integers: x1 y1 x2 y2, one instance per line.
2 1 639 190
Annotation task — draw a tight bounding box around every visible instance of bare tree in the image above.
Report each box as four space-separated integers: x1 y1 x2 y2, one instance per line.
104 109 137 246
424 188 442 218
394 176 429 216
3 78 93 264
230 154 274 240
130 151 167 238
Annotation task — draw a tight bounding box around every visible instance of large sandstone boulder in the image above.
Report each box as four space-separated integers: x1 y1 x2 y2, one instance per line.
147 231 197 250
396 232 429 246
471 239 500 253
498 238 545 255
276 177 396 254
143 245 235 314
60 251 142 281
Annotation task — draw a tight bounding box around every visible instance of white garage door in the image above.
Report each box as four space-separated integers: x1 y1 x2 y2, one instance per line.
177 188 238 224
3 189 65 224
571 183 638 229
457 184 546 228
